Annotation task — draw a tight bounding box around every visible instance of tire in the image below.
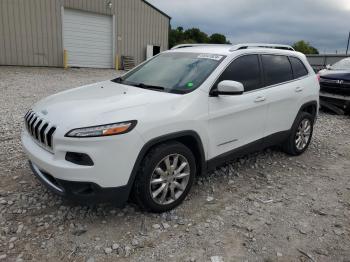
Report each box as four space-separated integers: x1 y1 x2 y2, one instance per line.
282 112 314 156
132 141 196 213
345 105 350 116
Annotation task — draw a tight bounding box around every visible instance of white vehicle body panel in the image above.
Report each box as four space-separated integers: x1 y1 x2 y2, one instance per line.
207 90 267 158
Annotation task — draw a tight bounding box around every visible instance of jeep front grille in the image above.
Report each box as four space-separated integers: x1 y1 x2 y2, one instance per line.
24 110 56 152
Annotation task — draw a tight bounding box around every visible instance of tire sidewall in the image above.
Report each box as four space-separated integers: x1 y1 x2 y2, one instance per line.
290 112 314 155
137 143 196 212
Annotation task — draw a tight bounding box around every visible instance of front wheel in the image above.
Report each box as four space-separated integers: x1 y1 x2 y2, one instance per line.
282 112 314 156
133 142 196 213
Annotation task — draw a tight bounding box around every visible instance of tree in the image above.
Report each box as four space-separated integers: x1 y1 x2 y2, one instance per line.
209 33 231 44
184 28 209 43
169 27 186 48
169 26 231 48
292 41 319 54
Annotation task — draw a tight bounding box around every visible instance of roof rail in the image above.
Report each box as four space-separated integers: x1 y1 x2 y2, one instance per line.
171 44 231 50
230 43 295 52
170 43 295 52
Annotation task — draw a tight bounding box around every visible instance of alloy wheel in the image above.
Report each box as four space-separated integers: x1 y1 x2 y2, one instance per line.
149 154 190 205
295 119 312 151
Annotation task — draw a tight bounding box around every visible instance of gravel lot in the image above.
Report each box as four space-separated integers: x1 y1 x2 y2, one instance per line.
0 66 349 262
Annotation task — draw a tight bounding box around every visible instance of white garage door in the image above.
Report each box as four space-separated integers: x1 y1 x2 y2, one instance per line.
63 9 113 68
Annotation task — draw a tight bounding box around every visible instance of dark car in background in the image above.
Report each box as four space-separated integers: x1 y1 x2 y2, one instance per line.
318 58 350 114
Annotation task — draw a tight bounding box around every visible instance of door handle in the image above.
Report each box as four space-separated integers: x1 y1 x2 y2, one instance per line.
295 87 304 93
254 96 266 103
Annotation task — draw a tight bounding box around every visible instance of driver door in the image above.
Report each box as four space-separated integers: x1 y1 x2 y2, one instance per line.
207 54 268 159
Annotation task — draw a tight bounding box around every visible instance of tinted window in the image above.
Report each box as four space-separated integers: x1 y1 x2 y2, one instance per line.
217 55 261 92
261 55 293 86
289 57 308 78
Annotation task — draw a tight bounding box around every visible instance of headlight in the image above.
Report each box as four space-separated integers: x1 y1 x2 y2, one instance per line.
65 120 137 138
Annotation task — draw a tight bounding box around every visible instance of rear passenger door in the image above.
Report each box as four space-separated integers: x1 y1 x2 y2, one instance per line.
261 54 308 137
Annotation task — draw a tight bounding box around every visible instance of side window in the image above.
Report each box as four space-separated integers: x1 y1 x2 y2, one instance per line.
261 55 293 86
216 55 261 92
289 56 309 79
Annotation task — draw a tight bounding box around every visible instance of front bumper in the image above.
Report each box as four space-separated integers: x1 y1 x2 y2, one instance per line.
22 127 145 204
29 161 129 205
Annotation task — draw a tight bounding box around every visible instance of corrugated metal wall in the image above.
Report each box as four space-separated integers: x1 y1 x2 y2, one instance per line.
0 0 170 67
306 54 350 71
0 0 63 66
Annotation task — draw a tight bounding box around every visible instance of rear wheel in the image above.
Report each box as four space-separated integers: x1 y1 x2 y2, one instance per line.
282 112 314 156
133 142 196 213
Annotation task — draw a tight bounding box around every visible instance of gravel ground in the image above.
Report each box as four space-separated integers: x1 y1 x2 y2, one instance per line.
0 66 349 262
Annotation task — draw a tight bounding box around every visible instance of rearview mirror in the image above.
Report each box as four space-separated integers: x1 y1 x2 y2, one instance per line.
211 80 244 96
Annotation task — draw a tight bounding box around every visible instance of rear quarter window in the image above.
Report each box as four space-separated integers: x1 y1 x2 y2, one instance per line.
261 55 293 86
289 56 309 79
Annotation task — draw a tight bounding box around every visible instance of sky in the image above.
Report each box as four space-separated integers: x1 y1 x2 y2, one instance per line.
148 0 350 54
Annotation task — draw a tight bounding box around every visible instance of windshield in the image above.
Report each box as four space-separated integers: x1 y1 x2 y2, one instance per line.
331 58 350 70
114 52 225 94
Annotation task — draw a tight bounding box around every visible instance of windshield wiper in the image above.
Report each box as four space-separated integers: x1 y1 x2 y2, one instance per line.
112 79 165 92
111 77 124 83
134 83 165 91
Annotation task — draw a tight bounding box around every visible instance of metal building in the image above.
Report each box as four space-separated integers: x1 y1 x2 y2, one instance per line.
0 0 170 68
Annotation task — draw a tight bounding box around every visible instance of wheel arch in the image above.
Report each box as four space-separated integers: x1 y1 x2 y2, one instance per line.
298 100 318 121
125 130 206 198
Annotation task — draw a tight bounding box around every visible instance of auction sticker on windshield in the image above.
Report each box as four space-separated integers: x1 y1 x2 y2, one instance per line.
197 54 223 61
186 82 194 88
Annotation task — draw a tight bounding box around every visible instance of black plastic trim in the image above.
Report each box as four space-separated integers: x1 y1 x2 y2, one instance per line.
297 100 318 122
29 161 129 206
65 152 94 166
207 130 290 170
210 88 244 97
124 130 206 197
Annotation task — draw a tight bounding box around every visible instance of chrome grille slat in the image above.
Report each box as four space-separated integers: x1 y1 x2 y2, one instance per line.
43 123 52 147
26 112 34 122
24 111 31 119
46 127 56 148
40 123 49 143
26 112 35 130
28 114 37 132
34 120 43 140
30 116 38 135
24 110 56 152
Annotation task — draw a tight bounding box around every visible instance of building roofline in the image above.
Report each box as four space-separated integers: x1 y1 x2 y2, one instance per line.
142 0 171 20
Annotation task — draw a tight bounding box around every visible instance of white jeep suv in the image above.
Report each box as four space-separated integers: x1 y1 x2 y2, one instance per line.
22 43 319 212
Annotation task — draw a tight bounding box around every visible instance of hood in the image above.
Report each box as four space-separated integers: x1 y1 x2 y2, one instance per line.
319 69 350 81
32 80 180 130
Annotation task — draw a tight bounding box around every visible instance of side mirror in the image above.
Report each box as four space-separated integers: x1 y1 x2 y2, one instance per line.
211 80 244 96
326 64 331 70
